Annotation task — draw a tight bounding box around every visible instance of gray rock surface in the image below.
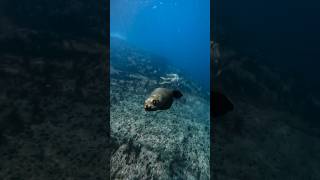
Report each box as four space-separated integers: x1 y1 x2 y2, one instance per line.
211 43 320 180
110 37 210 179
0 30 108 179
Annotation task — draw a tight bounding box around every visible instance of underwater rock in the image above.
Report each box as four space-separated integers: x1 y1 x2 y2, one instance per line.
211 43 320 180
110 37 210 179
0 24 108 179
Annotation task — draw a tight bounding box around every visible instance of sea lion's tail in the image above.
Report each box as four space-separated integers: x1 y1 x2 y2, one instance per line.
211 91 234 118
173 90 183 98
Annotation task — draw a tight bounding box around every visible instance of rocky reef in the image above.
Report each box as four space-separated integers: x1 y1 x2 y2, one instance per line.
0 24 109 180
110 37 210 179
0 0 319 179
211 43 320 180
0 1 109 177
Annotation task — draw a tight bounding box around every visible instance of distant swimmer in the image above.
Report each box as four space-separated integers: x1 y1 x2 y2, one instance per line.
211 41 223 77
159 73 182 88
211 41 221 64
144 88 183 111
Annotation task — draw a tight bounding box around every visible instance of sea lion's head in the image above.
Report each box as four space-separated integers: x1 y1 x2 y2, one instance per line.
144 95 161 111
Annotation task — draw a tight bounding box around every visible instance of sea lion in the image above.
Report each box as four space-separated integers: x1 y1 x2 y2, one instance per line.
144 88 183 111
211 91 234 118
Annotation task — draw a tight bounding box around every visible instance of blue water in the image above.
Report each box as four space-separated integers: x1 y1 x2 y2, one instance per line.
215 0 320 84
111 0 210 90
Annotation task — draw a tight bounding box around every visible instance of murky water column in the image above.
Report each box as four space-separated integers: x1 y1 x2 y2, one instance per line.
110 0 210 179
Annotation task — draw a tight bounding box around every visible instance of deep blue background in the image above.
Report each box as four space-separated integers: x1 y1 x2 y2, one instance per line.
111 0 210 90
215 0 320 85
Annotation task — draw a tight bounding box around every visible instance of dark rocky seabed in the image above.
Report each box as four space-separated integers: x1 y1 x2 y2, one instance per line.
110 37 210 179
108 36 320 179
211 41 320 180
0 31 109 179
0 1 109 179
0 0 320 179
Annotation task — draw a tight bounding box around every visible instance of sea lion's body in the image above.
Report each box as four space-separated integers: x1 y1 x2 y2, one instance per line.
144 87 233 117
144 88 182 111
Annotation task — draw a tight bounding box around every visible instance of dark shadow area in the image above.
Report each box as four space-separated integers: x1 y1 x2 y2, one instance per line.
211 0 320 179
0 0 109 179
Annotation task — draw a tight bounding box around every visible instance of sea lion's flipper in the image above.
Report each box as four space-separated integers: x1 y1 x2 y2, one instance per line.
211 91 234 118
173 90 183 98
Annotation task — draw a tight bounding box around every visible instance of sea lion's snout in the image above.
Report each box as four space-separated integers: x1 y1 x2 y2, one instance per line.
144 104 152 111
144 103 156 111
144 97 158 111
144 103 149 110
